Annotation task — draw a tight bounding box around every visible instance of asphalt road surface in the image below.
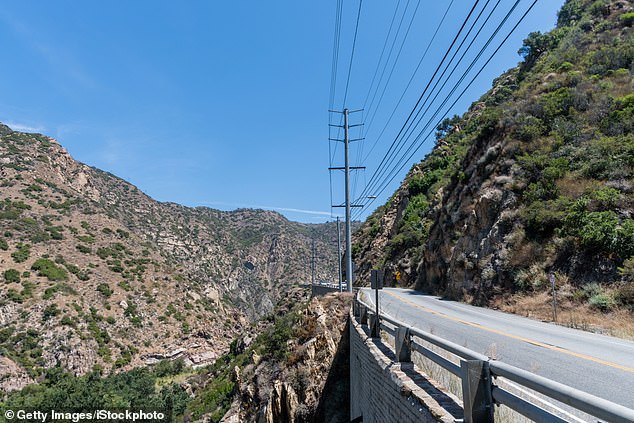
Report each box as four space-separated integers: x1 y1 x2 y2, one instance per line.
358 287 634 414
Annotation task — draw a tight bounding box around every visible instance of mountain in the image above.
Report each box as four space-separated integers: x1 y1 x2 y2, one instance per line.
0 125 338 391
353 0 634 326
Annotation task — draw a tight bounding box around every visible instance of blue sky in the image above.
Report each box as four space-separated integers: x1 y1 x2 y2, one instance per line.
0 1 564 223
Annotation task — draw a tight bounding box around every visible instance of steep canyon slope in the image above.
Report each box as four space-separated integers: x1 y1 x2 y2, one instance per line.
0 125 337 391
354 0 634 321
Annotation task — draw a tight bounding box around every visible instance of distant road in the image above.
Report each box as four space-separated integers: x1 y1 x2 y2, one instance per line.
359 287 634 411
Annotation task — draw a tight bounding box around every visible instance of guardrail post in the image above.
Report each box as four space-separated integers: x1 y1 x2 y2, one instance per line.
461 360 494 423
395 327 411 362
359 305 368 325
369 314 380 338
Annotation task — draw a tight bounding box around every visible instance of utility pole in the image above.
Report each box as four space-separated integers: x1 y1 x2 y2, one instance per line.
336 216 343 292
343 109 353 293
328 108 364 293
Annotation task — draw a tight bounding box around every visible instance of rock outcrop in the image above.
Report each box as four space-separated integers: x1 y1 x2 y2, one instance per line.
221 292 352 423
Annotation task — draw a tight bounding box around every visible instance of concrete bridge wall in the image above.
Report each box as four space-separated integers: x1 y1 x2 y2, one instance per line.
349 311 462 423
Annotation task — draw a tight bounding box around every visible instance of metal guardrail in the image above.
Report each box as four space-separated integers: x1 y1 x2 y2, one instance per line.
354 295 634 423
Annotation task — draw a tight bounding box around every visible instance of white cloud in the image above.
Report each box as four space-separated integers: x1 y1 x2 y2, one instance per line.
199 201 336 217
5 121 45 133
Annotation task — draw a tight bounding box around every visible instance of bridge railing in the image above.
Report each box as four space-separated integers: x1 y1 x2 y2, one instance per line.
354 295 634 423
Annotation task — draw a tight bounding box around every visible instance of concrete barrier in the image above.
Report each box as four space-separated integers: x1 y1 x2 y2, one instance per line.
349 310 462 423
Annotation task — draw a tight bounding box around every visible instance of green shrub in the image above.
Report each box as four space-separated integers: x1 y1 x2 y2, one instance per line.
60 264 82 279
589 0 610 18
46 227 63 240
257 312 299 361
589 293 615 311
539 87 576 123
557 0 583 26
11 244 30 263
522 197 570 237
620 12 634 27
589 187 622 210
578 211 619 250
601 94 634 135
7 289 24 303
42 283 77 300
519 30 565 71
2 367 189 420
76 235 95 244
20 281 35 298
557 61 574 72
0 237 8 250
125 303 143 327
619 257 634 281
513 265 547 291
573 135 634 180
588 43 634 77
152 359 185 378
402 194 429 227
60 315 75 327
76 244 91 254
42 304 61 321
513 115 547 142
615 220 634 258
31 258 68 281
408 170 442 197
96 283 113 298
4 269 21 283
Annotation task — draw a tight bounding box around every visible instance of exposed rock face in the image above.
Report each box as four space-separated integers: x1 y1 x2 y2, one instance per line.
221 292 352 423
0 357 34 393
263 380 301 423
0 125 337 391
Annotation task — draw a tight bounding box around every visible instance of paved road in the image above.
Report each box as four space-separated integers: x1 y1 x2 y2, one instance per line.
359 287 634 412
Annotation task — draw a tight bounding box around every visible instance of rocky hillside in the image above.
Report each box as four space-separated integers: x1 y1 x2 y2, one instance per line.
1 289 352 423
0 125 337 392
220 291 351 423
354 0 634 315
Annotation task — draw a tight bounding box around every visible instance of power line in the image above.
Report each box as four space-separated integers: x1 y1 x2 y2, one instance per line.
360 0 403 112
330 0 364 215
328 0 343 116
365 0 520 204
354 0 421 199
353 0 540 219
361 0 456 165
341 0 364 111
361 0 414 121
353 1 520 218
353 0 483 205
328 0 343 217
351 0 403 200
358 0 508 202
362 0 422 139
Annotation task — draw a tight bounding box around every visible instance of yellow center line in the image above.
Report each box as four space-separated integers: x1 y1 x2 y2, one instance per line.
384 291 634 374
